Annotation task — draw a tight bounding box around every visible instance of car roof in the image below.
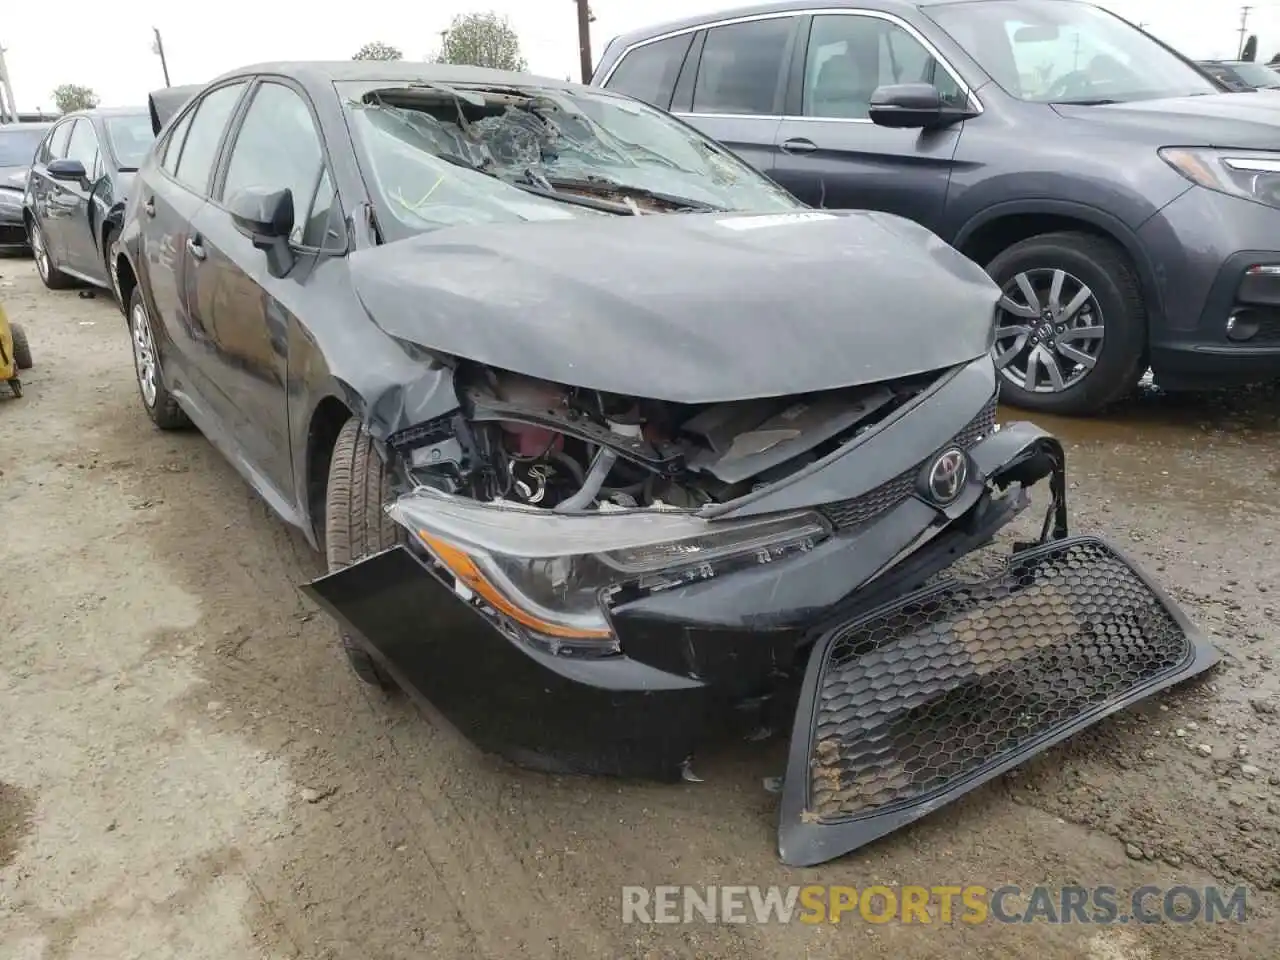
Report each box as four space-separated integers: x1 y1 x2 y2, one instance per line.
599 0 1094 49
207 60 586 95
60 106 149 120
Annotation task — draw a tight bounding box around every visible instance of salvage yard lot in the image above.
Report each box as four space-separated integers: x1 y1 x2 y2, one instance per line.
1 256 1279 959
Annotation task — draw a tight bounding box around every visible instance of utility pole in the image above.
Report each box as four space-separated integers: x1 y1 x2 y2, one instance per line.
152 27 171 87
1239 5 1253 59
574 0 594 84
0 43 18 123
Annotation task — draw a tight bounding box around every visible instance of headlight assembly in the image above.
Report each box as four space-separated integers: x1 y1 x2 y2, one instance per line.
1160 147 1280 208
387 488 830 657
0 189 22 214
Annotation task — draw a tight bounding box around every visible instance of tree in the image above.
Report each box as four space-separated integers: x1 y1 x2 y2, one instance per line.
51 84 99 114
352 41 403 61
433 12 527 71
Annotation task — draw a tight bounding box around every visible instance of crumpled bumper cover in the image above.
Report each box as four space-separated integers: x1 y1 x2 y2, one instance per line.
777 535 1218 867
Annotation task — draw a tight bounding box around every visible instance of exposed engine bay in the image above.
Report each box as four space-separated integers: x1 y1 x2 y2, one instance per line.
388 365 942 512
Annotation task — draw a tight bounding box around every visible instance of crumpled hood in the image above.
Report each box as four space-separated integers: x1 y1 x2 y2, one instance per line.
1052 92 1280 149
349 210 1000 403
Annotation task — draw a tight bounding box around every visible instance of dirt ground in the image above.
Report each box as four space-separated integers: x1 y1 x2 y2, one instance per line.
2 254 1279 959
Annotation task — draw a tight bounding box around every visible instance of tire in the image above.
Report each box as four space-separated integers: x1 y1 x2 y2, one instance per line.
128 287 190 429
324 417 405 688
10 323 31 370
986 231 1146 416
29 219 75 290
102 228 119 302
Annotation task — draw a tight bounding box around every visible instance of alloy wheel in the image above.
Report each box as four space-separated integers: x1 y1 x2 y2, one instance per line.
993 268 1106 394
31 223 49 282
131 301 158 409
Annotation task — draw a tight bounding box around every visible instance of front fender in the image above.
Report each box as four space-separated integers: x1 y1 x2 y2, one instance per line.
950 197 1170 326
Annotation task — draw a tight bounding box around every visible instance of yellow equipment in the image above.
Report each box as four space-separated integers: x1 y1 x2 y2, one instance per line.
0 302 32 398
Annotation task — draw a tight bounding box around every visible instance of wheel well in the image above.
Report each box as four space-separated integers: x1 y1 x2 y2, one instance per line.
958 214 1122 270
306 397 354 545
114 253 138 317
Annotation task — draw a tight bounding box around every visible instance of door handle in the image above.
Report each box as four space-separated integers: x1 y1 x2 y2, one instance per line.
143 198 156 218
187 236 207 261
781 138 818 155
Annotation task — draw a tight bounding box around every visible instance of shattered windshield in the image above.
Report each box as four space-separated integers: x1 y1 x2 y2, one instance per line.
340 81 801 234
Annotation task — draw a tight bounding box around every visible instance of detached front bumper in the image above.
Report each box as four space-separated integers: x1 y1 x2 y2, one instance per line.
302 421 1216 863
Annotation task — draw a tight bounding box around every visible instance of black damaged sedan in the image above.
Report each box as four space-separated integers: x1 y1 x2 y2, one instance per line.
114 62 1216 867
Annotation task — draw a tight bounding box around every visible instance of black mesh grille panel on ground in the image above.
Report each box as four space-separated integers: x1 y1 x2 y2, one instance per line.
819 393 999 531
804 537 1200 824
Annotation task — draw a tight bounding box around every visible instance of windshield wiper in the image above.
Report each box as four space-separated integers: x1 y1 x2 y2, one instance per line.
1051 98 1121 106
541 175 728 212
429 152 636 215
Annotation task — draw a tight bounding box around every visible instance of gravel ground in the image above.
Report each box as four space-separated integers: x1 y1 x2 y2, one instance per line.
1 254 1278 959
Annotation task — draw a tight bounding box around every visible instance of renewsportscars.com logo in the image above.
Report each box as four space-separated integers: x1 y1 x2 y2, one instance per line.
621 885 1249 926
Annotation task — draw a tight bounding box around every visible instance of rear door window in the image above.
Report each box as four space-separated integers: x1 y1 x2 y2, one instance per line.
692 17 796 115
173 81 248 196
603 34 695 109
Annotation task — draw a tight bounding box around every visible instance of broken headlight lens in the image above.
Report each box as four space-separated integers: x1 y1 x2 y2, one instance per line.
387 488 830 657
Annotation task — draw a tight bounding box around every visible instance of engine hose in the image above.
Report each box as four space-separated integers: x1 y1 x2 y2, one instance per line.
547 449 586 486
554 447 618 512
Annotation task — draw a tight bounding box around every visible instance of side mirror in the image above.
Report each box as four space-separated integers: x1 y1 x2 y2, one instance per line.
48 158 88 183
868 83 975 129
227 186 296 278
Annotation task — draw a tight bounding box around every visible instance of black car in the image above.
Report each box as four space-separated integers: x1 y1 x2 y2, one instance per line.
0 122 51 251
1199 59 1280 92
114 61 1213 866
22 107 154 293
594 0 1280 416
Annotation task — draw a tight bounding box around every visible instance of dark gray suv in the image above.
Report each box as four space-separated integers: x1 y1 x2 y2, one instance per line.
593 0 1280 415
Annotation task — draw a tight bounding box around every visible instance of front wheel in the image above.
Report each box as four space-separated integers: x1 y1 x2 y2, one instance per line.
29 220 74 290
128 288 190 429
987 232 1146 416
102 229 119 303
324 417 406 688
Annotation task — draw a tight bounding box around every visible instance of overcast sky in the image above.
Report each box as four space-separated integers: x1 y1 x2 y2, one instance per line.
0 0 1272 111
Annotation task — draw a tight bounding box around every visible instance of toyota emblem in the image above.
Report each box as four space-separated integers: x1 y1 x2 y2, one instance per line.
926 448 968 505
